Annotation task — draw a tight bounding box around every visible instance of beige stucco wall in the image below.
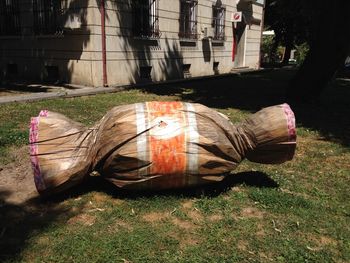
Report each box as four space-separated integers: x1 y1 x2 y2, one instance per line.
0 0 263 87
92 0 264 87
244 2 264 68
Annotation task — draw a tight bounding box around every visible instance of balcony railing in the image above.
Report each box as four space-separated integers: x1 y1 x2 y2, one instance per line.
133 0 161 39
212 6 225 41
179 0 198 40
33 0 62 35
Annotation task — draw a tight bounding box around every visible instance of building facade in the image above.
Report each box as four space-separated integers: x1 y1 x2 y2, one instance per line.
0 0 264 87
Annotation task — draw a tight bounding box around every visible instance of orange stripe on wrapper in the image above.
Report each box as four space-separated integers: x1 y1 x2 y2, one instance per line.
146 102 187 186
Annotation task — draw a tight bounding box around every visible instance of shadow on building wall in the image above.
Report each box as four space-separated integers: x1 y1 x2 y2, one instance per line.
160 38 184 80
59 0 91 84
110 0 184 85
202 38 211 62
0 0 91 86
108 0 156 84
237 0 253 25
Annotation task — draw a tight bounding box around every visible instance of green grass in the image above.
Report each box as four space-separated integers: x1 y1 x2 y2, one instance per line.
0 90 178 165
0 70 349 262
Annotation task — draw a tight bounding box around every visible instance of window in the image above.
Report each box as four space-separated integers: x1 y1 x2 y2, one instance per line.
0 0 21 35
133 0 161 38
179 0 198 39
212 5 225 41
140 66 152 79
33 0 61 35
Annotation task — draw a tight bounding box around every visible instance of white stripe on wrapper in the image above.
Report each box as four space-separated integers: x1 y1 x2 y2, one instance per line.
135 103 148 176
185 103 199 174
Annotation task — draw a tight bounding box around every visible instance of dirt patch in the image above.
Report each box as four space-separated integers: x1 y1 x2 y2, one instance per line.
35 236 51 246
108 220 133 233
319 236 337 246
67 214 96 226
187 209 203 222
92 192 109 204
308 234 338 247
110 198 125 206
142 212 169 223
181 200 203 222
116 220 133 230
208 214 223 222
258 251 273 261
170 231 200 249
237 240 249 251
0 146 38 204
182 200 193 209
302 233 340 254
172 218 196 230
240 207 265 219
256 229 266 237
255 223 266 237
179 235 199 249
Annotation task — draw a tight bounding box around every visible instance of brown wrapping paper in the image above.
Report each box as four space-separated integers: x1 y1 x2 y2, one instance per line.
29 102 296 195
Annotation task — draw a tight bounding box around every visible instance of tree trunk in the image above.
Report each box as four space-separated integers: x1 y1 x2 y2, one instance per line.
286 0 350 104
281 41 293 66
270 32 281 63
281 23 294 65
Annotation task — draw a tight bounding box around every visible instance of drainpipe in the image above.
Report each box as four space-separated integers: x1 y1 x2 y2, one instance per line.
232 23 236 62
100 0 108 87
258 1 266 69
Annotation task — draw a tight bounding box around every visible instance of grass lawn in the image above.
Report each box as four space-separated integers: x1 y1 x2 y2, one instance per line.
0 69 349 262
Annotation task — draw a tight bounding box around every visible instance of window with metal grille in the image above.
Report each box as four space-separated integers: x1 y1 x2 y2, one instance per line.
133 0 161 38
212 5 225 41
179 0 198 40
0 0 21 35
33 0 61 35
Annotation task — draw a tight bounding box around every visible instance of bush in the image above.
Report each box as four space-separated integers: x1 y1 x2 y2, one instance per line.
294 42 309 65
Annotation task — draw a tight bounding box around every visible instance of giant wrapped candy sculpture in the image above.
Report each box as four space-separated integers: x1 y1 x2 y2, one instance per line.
29 102 296 195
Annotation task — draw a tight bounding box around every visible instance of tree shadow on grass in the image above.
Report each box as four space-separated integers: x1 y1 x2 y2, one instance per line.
40 171 278 203
0 190 82 262
0 169 277 261
135 68 350 147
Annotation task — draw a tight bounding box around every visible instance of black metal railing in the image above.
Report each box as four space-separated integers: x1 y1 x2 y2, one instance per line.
179 0 198 39
0 0 21 35
33 0 62 35
212 6 225 41
133 0 161 38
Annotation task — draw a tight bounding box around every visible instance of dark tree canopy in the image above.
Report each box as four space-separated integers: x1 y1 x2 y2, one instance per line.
264 0 313 64
265 0 350 103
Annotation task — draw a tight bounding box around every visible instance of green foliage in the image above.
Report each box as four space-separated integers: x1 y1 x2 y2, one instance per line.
261 35 277 63
294 42 310 66
0 123 28 164
264 0 314 66
0 123 28 147
261 35 274 56
265 0 313 45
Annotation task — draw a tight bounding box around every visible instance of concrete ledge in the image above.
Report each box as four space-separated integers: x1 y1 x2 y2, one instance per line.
111 68 269 89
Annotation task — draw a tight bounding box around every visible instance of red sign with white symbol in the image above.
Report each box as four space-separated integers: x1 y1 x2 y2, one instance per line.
232 12 242 22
